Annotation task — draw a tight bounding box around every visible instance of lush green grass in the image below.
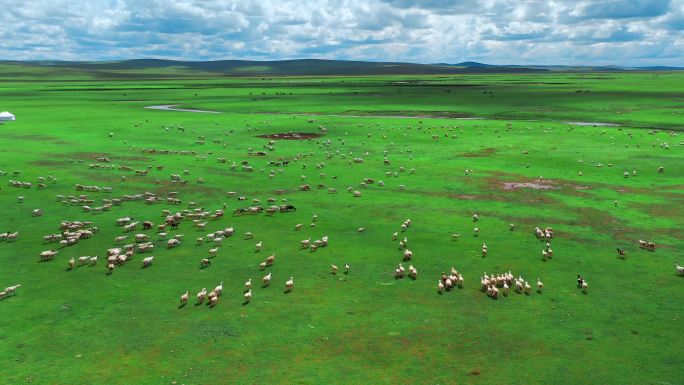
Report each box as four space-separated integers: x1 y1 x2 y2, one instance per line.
0 70 683 385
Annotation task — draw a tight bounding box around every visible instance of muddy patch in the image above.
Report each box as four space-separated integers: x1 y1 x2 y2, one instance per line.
454 194 479 200
461 148 498 157
501 182 558 191
257 132 323 140
10 134 72 145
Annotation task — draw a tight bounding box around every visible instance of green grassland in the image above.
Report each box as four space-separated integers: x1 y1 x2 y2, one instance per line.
0 68 683 384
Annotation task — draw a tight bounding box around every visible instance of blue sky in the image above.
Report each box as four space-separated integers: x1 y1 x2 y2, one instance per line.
1 0 683 65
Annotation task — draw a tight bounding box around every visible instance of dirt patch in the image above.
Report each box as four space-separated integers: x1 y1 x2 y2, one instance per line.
501 182 558 191
257 132 323 140
454 194 478 199
461 148 497 157
10 134 72 145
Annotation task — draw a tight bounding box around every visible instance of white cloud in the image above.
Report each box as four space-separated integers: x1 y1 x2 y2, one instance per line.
0 0 681 65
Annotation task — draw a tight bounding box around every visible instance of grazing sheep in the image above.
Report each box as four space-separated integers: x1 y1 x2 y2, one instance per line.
263 273 272 287
244 290 252 303
617 248 627 259
214 282 224 296
537 278 543 293
285 276 294 291
201 258 211 268
209 295 218 307
180 290 189 305
582 280 589 293
473 227 479 236
78 256 89 266
167 239 181 249
259 262 267 270
503 282 509 296
392 232 398 241
142 256 154 267
266 254 275 265
245 279 252 291
515 280 523 293
4 284 21 296
208 247 219 257
408 265 417 279
255 241 262 252
524 281 531 295
472 214 478 222
674 262 684 276
344 264 350 274
331 264 338 275
295 223 303 231
197 288 207 304
301 238 311 248
107 263 115 274
437 280 445 293
68 257 75 270
89 256 98 265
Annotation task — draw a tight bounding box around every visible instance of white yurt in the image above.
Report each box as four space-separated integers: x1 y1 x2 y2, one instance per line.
0 111 15 121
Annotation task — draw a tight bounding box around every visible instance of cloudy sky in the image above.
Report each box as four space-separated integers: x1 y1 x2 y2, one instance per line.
2 0 683 65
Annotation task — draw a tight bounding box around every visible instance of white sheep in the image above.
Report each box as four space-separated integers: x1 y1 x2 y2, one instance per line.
537 278 543 293
331 264 338 275
403 249 413 261
245 279 252 291
4 284 20 296
676 262 684 276
244 290 252 303
142 256 154 267
263 273 272 287
255 241 262 252
437 280 445 293
214 281 224 296
180 290 189 305
285 276 294 291
197 288 207 303
345 263 350 274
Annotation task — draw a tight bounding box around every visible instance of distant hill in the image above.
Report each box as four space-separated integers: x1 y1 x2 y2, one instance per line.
1 59 682 78
0 59 547 77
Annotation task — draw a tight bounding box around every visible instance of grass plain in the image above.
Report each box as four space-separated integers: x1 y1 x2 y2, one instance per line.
0 67 683 384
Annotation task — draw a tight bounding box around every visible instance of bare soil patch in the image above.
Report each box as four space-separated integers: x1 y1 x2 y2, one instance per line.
257 132 323 140
461 148 497 157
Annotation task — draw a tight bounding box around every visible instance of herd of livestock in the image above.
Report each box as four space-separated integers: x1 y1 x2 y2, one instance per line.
1 123 682 307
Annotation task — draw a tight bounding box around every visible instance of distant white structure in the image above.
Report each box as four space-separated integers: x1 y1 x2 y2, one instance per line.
0 111 15 121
